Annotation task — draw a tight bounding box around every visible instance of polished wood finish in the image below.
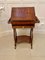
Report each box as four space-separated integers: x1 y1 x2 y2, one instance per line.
13 28 17 49
17 35 31 43
30 28 33 49
8 7 40 49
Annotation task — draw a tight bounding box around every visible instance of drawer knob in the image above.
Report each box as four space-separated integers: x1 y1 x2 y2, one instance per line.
22 26 24 28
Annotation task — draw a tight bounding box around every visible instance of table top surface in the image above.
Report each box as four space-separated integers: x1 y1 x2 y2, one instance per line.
11 7 35 21
8 7 40 24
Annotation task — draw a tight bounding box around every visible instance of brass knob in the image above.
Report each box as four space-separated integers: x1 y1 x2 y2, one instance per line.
22 26 24 28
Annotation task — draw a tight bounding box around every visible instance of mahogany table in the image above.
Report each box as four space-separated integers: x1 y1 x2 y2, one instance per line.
8 7 40 49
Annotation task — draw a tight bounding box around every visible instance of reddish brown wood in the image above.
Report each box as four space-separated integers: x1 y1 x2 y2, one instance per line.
11 7 35 21
17 35 31 43
30 28 33 49
13 28 17 49
8 7 40 49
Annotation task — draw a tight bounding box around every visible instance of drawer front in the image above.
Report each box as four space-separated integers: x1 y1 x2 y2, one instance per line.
12 26 34 28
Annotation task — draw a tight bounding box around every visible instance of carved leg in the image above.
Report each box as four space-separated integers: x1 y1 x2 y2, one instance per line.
30 28 33 49
13 28 17 49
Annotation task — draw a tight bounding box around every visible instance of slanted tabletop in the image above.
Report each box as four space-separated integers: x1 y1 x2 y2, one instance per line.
8 7 39 24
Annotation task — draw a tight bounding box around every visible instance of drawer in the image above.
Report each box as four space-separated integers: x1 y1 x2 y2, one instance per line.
12 26 34 28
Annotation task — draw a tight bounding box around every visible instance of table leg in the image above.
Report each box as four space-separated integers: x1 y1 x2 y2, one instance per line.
30 28 33 49
13 28 17 49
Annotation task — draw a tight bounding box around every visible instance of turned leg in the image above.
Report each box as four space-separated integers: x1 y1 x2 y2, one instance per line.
13 28 17 49
30 28 33 49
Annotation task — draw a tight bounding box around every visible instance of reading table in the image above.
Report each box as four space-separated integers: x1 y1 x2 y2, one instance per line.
8 7 40 49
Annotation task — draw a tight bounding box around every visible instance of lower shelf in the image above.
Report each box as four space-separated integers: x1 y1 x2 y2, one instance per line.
16 35 31 43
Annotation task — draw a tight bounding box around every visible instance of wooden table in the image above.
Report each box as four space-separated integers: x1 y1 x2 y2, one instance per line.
8 7 40 49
